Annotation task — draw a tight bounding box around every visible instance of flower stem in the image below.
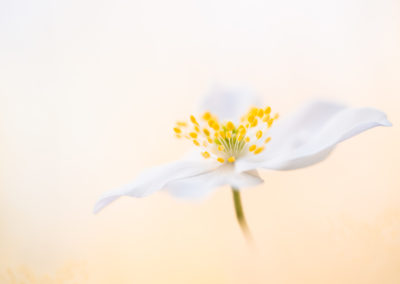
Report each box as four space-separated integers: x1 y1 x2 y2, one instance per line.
231 187 253 242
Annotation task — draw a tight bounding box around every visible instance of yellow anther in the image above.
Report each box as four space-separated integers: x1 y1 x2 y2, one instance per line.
177 121 187 127
250 107 258 115
202 112 211 120
202 151 210 159
190 115 198 125
212 124 220 131
226 121 235 131
174 106 277 159
254 146 265 155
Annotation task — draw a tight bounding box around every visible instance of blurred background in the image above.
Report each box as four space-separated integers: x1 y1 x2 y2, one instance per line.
0 0 399 283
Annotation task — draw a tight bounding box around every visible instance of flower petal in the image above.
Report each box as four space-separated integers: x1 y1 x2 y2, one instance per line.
165 165 263 199
200 86 260 121
236 101 391 172
93 159 219 213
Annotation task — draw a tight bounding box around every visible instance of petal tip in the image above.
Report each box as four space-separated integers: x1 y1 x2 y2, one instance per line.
381 118 392 127
93 195 121 214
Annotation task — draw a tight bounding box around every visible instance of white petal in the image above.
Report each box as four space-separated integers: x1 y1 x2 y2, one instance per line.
165 165 263 199
236 101 391 172
93 159 218 213
200 86 261 121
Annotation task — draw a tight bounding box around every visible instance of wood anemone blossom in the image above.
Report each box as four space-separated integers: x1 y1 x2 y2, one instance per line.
94 88 391 241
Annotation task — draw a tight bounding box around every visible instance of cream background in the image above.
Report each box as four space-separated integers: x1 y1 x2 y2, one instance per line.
1 0 399 283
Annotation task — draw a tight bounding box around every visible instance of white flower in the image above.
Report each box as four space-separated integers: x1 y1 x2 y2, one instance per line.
94 88 391 214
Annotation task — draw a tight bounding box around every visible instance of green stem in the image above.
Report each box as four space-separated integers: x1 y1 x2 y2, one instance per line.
231 187 253 242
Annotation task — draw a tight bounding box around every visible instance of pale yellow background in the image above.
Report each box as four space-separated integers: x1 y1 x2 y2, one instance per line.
1 0 399 283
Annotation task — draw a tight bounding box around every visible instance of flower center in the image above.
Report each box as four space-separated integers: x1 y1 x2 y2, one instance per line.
173 106 279 163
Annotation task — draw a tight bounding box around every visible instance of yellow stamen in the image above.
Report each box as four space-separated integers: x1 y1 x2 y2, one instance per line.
248 115 255 123
251 118 258 127
238 125 246 133
202 112 211 120
174 106 278 161
228 156 235 163
226 121 235 131
254 146 265 154
212 123 220 131
190 115 198 125
250 107 258 115
177 121 187 127
202 151 210 159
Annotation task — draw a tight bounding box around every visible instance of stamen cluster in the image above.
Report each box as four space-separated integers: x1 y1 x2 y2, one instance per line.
173 107 279 163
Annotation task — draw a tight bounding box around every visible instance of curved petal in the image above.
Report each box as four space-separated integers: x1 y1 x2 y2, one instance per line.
200 86 261 121
165 165 263 200
93 159 219 213
236 101 391 172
